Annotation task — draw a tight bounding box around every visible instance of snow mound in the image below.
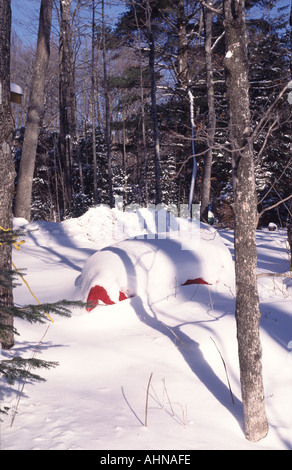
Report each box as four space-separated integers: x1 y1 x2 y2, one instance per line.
76 228 235 307
62 205 179 247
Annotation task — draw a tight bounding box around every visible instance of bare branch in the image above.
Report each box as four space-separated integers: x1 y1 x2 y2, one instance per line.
257 193 292 223
258 155 292 206
257 271 292 279
251 83 290 141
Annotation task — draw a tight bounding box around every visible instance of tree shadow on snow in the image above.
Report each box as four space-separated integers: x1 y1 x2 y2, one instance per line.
24 221 96 274
131 295 244 431
103 238 244 433
220 229 292 353
0 339 67 404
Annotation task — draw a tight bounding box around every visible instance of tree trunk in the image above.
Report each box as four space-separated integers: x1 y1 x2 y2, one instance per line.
91 0 98 205
223 0 268 442
59 0 76 215
102 0 114 208
177 0 188 89
133 1 149 205
146 0 162 206
0 0 16 349
14 0 53 222
201 4 216 222
188 89 197 220
288 1 292 267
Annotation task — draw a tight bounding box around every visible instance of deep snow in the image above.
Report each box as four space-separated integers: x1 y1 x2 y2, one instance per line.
0 206 291 450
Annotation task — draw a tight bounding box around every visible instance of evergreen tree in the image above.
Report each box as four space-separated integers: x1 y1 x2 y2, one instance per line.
248 0 292 225
0 228 83 417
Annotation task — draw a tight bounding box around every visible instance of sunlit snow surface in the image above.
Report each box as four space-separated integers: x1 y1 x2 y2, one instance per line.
1 207 291 450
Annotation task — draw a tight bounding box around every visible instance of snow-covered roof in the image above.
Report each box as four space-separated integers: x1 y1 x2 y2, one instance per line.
10 83 23 95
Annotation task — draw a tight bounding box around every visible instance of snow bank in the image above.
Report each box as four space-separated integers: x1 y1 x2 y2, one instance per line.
62 205 180 248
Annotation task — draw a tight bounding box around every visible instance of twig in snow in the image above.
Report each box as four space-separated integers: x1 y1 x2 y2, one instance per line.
210 337 234 405
10 324 52 428
145 372 153 427
162 377 174 416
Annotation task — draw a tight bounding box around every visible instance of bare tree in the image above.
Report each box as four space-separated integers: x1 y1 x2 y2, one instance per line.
132 0 149 205
14 0 53 221
59 0 77 215
223 0 269 441
102 0 114 208
200 2 216 222
146 0 162 205
0 0 16 349
91 0 98 205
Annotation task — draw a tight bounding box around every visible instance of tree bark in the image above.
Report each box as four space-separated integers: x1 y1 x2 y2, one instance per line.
223 0 269 442
288 0 292 267
102 0 114 208
146 0 162 205
133 1 149 205
0 0 16 349
91 0 98 205
188 89 197 219
59 0 76 215
201 4 216 222
177 0 188 89
14 0 53 222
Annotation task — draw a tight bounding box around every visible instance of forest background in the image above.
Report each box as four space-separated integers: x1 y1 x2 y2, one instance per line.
10 0 292 226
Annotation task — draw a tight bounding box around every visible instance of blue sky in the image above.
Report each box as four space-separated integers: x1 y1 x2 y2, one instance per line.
11 0 127 46
11 0 40 44
11 0 292 47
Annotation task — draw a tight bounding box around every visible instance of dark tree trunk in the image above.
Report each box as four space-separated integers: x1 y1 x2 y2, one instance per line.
201 5 216 222
288 1 292 267
59 0 76 215
146 0 162 206
102 0 114 208
223 0 269 442
0 0 16 349
91 0 98 205
133 1 149 205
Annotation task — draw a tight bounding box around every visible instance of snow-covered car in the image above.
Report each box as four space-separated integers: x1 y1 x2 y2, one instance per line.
76 227 235 311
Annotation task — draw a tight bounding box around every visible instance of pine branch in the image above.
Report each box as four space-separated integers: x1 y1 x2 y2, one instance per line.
0 357 58 386
0 300 84 327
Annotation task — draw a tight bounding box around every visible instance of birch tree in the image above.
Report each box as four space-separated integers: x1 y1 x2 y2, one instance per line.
223 0 269 442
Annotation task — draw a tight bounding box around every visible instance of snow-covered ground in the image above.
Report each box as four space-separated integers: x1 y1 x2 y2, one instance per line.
0 206 291 450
